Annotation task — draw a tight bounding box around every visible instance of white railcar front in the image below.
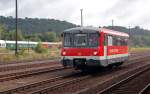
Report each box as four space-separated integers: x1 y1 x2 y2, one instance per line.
0 40 6 48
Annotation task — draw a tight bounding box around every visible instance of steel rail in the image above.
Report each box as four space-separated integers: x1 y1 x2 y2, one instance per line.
72 63 150 94
0 66 64 82
30 75 90 94
0 69 80 94
1 53 150 94
139 83 150 94
97 65 150 94
26 60 150 94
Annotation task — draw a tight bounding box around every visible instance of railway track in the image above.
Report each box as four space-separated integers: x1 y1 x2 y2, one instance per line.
0 60 60 72
0 54 149 94
97 64 150 94
139 83 150 94
0 51 149 94
0 51 149 83
14 72 88 94
0 68 81 93
55 63 150 94
0 69 82 94
0 65 64 82
70 59 150 94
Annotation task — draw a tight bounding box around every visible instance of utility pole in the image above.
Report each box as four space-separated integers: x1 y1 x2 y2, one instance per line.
129 26 131 47
112 19 114 29
80 9 83 27
15 0 18 55
129 26 131 36
27 35 30 53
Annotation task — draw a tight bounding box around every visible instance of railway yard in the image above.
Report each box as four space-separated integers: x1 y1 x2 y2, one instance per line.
1 0 150 94
0 51 149 94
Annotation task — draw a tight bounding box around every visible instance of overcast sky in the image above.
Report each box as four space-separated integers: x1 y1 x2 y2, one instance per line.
0 0 150 29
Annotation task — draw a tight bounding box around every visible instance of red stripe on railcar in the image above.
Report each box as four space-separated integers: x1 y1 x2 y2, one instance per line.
107 46 128 55
61 47 104 56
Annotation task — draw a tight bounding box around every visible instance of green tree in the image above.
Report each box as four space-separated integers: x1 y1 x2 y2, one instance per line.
0 25 6 40
4 30 24 40
40 32 58 42
0 16 77 33
34 42 47 53
24 34 41 42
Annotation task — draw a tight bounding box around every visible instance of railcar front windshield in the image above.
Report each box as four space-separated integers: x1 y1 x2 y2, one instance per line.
74 34 87 46
63 32 99 47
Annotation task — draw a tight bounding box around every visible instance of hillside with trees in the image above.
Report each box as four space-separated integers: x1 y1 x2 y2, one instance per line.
0 16 77 42
0 16 77 33
0 16 150 47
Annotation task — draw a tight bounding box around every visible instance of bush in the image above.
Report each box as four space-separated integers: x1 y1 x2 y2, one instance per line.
34 42 47 53
18 49 26 55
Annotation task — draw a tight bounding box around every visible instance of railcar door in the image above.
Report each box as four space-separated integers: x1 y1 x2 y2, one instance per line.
103 34 108 66
103 34 113 66
107 35 113 65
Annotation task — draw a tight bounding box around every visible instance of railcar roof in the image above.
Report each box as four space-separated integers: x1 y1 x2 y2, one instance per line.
0 40 5 43
5 41 38 44
64 27 100 33
64 27 129 37
100 28 129 37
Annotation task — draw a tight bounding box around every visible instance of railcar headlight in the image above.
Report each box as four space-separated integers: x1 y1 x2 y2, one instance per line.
62 51 66 55
93 51 98 55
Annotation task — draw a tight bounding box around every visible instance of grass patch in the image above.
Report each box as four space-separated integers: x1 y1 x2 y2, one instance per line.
0 48 10 53
0 48 60 63
130 47 150 52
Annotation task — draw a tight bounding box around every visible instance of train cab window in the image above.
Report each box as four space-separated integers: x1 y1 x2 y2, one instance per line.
64 33 73 47
88 33 99 47
74 33 87 47
108 35 113 46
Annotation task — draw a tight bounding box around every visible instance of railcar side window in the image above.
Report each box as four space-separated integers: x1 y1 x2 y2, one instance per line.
89 33 99 47
108 36 113 46
122 38 128 45
112 36 128 46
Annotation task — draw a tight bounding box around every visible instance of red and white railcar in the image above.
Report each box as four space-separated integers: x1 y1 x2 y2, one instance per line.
61 27 129 69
